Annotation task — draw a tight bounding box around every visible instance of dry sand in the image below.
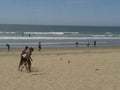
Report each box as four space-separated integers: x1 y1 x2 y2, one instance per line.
0 47 120 90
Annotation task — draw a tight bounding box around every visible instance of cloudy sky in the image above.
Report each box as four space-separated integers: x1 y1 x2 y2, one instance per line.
0 0 120 26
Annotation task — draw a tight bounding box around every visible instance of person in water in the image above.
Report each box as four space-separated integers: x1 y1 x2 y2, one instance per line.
38 42 42 51
6 44 10 51
94 41 96 47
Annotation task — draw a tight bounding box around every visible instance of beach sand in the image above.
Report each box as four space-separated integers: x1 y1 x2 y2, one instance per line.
0 47 120 90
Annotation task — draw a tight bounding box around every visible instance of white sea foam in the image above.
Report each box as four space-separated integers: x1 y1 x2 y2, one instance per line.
0 32 17 34
91 34 114 37
0 36 120 40
24 32 64 35
24 32 79 35
0 31 80 35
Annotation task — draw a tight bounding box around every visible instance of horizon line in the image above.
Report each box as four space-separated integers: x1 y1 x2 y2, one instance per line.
0 24 120 27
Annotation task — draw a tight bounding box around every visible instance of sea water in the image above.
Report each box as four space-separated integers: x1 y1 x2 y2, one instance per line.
0 24 120 48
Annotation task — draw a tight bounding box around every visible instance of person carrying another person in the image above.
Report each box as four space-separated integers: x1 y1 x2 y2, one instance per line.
18 46 29 71
19 47 34 72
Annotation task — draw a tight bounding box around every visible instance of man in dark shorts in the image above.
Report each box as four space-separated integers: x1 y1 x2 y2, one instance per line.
18 46 29 71
26 47 34 72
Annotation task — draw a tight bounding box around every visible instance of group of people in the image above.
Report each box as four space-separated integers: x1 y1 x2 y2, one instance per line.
18 42 42 72
75 41 97 47
18 46 34 72
87 40 96 47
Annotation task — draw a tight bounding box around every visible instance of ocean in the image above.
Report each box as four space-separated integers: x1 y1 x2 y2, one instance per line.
0 24 120 49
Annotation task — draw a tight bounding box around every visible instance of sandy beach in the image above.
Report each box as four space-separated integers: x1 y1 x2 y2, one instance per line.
0 47 120 90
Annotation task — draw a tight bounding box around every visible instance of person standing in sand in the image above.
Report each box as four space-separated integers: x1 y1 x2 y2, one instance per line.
18 46 29 70
26 47 34 72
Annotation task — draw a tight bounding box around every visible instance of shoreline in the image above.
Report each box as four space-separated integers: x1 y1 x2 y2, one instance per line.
1 46 120 57
1 45 120 51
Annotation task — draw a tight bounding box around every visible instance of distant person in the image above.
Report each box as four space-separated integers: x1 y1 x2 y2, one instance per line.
18 46 29 71
29 34 31 37
94 41 96 47
38 42 42 51
87 41 90 47
75 42 79 47
6 44 10 51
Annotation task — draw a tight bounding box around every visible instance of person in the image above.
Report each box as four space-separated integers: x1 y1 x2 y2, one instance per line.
6 44 10 51
38 42 41 51
18 46 29 71
26 47 34 72
94 41 96 47
75 42 79 47
29 34 31 37
87 41 90 47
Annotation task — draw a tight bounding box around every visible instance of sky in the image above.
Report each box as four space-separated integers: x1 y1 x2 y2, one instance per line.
0 0 120 26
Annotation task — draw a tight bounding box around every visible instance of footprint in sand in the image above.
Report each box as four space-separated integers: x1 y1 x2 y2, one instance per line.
31 72 45 76
68 60 70 63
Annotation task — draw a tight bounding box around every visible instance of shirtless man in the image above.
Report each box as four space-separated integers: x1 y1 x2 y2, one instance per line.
18 46 28 70
26 47 34 72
